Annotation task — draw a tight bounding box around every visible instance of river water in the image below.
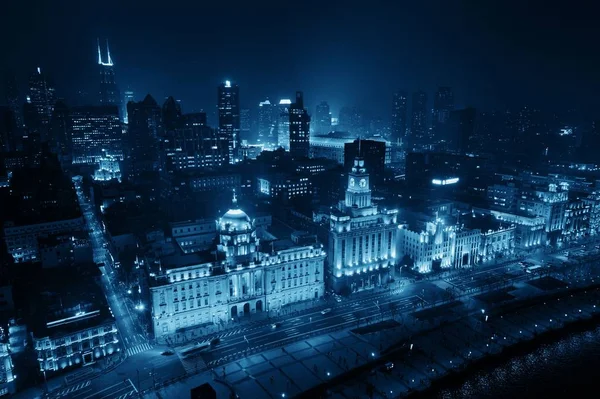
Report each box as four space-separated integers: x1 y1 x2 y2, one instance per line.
424 323 600 399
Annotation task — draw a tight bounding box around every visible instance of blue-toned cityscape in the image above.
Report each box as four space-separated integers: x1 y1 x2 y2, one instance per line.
1 1 600 398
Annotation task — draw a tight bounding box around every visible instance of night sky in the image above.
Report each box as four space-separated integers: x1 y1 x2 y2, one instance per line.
2 0 599 120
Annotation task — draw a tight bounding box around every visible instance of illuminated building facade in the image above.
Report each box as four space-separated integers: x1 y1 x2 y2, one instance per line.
93 152 121 182
70 106 122 164
397 219 480 274
0 343 16 397
217 80 240 164
583 193 600 236
328 158 398 292
150 195 325 339
257 174 311 201
289 91 310 157
518 184 568 238
257 99 276 147
277 99 291 151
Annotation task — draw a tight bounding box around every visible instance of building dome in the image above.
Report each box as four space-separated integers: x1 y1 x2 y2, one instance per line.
219 190 252 231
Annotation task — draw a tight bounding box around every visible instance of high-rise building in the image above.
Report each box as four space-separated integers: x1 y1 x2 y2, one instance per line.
164 113 226 172
217 80 240 164
122 90 134 124
70 105 122 164
410 90 427 148
0 107 19 152
391 91 407 144
97 39 121 110
162 96 182 132
448 107 476 153
126 95 162 178
257 99 276 147
432 87 454 143
277 99 291 150
240 108 251 142
4 72 23 129
49 100 72 163
26 67 56 140
314 101 331 135
289 91 310 157
328 157 398 293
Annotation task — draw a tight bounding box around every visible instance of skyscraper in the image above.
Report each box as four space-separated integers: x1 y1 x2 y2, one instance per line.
391 91 407 144
4 72 23 129
410 90 427 148
217 80 240 164
289 91 311 157
314 101 332 135
26 67 56 140
432 87 454 142
240 108 251 142
97 39 121 110
448 107 476 153
70 105 122 164
49 100 72 163
277 99 291 150
257 99 275 147
126 95 162 178
122 90 134 124
162 96 182 132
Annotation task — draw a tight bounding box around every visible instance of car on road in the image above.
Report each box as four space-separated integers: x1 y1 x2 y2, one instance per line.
334 295 342 303
380 362 394 372
271 322 283 329
210 338 221 346
321 308 332 315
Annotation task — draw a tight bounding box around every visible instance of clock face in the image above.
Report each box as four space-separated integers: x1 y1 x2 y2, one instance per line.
359 178 367 187
349 178 355 187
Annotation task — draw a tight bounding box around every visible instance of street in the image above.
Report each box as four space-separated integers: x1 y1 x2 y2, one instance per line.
73 182 151 357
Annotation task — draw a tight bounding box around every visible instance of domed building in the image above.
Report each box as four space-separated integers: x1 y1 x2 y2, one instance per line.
149 190 326 340
217 193 259 261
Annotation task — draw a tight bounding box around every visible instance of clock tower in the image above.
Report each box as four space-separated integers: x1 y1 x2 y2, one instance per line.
345 157 371 208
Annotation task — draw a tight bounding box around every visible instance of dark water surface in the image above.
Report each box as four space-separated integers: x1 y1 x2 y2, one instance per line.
421 323 600 399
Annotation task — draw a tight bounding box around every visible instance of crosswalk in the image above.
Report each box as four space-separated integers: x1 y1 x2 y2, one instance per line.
217 328 245 338
126 342 152 356
52 381 91 398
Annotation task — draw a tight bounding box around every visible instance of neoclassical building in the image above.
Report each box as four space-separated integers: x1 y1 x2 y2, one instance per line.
150 195 325 339
328 157 398 293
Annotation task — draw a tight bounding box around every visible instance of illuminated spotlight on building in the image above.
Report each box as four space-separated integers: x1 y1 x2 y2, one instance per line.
432 177 459 185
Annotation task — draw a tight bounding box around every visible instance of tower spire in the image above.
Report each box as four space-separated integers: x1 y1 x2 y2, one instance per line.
97 38 102 65
232 189 237 206
106 39 113 66
358 136 362 157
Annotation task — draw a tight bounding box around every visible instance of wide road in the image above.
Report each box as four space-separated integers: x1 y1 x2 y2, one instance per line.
73 181 150 357
181 282 442 368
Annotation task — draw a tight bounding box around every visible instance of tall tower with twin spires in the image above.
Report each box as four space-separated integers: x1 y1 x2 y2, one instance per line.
97 39 121 109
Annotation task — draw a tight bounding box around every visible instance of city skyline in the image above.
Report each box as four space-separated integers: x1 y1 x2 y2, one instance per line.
2 0 599 120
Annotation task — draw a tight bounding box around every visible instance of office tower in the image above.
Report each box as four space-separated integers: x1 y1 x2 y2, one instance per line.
97 39 121 109
70 105 121 164
4 72 23 129
257 99 275 147
328 157 398 294
0 107 18 152
49 100 72 162
289 91 310 157
391 91 407 144
162 96 182 132
122 90 134 123
277 99 291 150
432 87 454 142
217 80 240 163
343 139 386 188
448 107 476 153
26 67 56 140
410 90 427 148
240 108 251 142
314 101 332 135
126 95 162 178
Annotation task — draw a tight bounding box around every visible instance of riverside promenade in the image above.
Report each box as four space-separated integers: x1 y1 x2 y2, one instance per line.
144 266 600 399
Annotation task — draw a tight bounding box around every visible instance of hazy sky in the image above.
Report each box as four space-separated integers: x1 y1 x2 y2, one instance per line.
2 0 599 120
